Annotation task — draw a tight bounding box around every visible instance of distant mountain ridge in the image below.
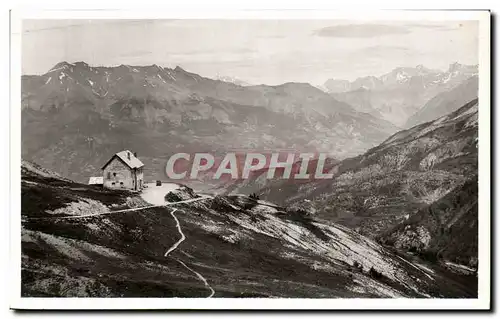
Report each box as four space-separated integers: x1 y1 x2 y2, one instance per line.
325 63 478 126
325 63 477 93
405 75 478 127
213 74 252 86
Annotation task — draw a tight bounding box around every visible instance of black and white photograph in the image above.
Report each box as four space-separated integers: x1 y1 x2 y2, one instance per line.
9 9 491 310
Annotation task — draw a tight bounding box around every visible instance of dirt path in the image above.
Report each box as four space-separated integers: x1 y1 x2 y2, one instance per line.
164 209 185 257
26 196 211 220
174 258 215 298
25 189 216 296
163 207 215 298
141 183 180 205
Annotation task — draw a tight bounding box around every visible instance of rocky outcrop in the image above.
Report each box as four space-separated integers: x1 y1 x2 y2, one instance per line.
164 185 199 202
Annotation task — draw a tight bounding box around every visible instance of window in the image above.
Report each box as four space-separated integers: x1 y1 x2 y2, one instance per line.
111 182 115 186
120 182 124 187
113 172 117 177
107 172 111 179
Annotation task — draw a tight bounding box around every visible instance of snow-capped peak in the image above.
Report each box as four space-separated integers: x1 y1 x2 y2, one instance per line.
396 71 410 83
48 62 74 73
214 74 251 86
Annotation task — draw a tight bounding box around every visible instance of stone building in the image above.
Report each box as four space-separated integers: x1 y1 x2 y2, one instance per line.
101 150 144 191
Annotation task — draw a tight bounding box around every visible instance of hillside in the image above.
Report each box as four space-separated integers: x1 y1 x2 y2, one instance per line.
259 99 478 267
21 62 398 183
21 161 476 298
379 177 478 268
405 76 479 128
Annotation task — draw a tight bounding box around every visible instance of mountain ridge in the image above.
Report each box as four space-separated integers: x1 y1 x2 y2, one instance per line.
326 63 478 126
21 61 399 182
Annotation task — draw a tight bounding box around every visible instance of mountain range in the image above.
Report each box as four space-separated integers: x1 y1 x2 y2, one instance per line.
22 62 398 182
325 63 478 127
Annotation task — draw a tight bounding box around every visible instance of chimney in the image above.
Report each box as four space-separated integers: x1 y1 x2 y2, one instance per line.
134 152 137 158
127 152 131 160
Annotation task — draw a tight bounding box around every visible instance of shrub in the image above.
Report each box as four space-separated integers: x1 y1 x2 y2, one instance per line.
282 203 328 242
249 193 260 200
368 267 383 279
285 201 316 218
165 192 182 202
353 261 363 272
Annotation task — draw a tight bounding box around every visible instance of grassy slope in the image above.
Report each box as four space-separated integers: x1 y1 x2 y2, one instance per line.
21 161 477 298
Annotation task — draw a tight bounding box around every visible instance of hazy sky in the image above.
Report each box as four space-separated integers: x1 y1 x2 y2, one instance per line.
22 19 479 85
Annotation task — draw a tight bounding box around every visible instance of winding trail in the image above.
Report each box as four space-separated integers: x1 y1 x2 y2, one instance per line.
173 258 215 298
163 207 215 298
164 209 185 257
25 188 216 297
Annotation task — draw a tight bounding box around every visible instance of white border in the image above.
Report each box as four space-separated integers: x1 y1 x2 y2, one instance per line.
476 9 491 312
11 9 492 21
9 9 491 310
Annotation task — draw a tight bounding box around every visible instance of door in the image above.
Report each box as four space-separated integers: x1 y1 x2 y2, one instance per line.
133 169 138 191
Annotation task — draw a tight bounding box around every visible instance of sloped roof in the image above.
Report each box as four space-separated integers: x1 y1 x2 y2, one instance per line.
102 150 144 170
88 176 103 184
115 150 144 168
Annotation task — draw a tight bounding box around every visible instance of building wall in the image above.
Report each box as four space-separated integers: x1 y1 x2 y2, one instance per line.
136 168 144 190
103 157 134 190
